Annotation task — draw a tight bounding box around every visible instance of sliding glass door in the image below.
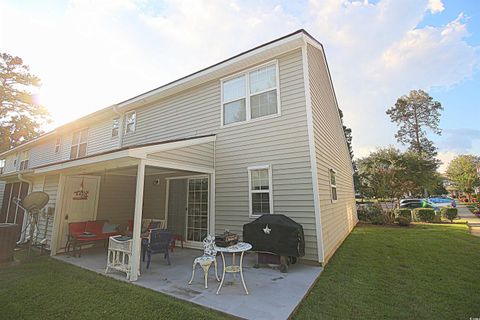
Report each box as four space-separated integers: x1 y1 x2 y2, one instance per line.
186 177 209 242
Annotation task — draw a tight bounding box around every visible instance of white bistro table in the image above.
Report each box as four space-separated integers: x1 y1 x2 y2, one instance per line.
215 242 252 295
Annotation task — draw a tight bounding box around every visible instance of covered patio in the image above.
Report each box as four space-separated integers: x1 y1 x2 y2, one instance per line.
38 134 323 318
40 135 216 278
54 246 322 319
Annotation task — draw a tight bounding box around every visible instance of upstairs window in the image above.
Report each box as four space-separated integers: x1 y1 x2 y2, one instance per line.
19 150 30 171
70 128 88 159
125 111 136 134
330 169 337 201
54 137 61 153
0 159 5 174
222 62 280 126
223 75 246 125
112 118 120 137
248 165 273 217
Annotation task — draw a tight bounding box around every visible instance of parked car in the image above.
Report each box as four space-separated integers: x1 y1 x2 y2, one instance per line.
399 199 440 212
428 197 454 207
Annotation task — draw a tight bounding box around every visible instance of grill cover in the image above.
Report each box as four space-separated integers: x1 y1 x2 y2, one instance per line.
243 214 305 257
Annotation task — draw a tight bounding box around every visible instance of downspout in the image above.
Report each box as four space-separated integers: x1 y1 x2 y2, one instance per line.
17 173 33 244
112 105 124 148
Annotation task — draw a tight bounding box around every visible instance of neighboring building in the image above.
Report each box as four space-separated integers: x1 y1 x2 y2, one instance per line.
0 30 357 279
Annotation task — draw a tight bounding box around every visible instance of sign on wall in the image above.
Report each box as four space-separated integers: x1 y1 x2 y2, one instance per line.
72 178 89 200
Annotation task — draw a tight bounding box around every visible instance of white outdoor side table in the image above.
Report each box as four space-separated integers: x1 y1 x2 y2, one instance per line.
215 242 252 295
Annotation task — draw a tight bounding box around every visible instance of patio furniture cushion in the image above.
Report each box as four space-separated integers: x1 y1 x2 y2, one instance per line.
67 220 121 257
102 222 120 234
69 221 87 237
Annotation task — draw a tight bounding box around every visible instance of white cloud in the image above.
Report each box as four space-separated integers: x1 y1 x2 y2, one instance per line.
0 0 478 160
437 151 458 173
427 0 445 14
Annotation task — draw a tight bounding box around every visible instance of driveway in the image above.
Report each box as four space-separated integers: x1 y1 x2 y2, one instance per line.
457 205 480 236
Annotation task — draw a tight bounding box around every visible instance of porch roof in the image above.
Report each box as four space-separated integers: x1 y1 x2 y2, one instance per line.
31 134 216 175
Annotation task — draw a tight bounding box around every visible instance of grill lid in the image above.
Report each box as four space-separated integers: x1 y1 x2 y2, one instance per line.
243 214 305 257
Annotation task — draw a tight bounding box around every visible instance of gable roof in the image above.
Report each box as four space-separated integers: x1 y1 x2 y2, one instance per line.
1 29 322 158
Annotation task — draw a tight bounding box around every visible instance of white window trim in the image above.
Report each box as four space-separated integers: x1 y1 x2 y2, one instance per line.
19 150 30 171
220 60 281 128
330 168 338 203
54 137 61 154
70 128 88 159
124 110 136 135
248 164 274 218
112 117 120 138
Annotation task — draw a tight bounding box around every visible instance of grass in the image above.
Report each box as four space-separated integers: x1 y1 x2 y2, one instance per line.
294 223 480 319
1 224 479 319
0 250 229 320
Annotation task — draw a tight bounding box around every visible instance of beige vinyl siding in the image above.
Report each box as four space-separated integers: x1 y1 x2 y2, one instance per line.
149 142 214 169
30 175 59 249
119 48 317 260
3 154 17 173
30 138 63 168
87 119 119 154
307 44 357 263
216 49 318 261
122 81 220 146
97 174 136 224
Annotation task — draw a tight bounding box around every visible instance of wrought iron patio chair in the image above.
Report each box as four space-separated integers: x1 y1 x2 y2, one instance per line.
188 235 220 288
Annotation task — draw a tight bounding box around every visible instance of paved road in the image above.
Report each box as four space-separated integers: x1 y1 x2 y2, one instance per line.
457 205 480 237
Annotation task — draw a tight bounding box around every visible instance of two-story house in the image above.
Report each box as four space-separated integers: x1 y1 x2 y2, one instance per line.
0 30 357 280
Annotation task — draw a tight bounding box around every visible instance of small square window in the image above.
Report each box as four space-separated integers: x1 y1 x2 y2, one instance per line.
54 137 61 153
112 118 120 137
125 111 136 134
70 129 88 159
248 165 273 217
330 169 337 201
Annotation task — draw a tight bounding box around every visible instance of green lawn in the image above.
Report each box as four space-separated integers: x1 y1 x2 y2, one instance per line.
294 223 480 319
1 224 479 319
0 251 228 320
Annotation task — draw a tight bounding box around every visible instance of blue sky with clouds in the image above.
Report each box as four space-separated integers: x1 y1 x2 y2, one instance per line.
0 0 479 171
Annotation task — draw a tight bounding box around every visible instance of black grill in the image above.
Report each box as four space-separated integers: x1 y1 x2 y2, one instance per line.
243 214 305 258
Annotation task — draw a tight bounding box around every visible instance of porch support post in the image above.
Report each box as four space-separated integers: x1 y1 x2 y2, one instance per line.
130 159 146 281
50 174 66 256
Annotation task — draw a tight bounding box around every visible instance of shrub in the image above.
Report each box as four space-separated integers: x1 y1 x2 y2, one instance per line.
394 209 412 226
367 204 385 225
441 207 458 222
413 208 436 222
357 207 368 222
356 203 385 224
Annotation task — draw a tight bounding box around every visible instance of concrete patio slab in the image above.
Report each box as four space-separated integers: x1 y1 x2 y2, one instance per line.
54 247 322 319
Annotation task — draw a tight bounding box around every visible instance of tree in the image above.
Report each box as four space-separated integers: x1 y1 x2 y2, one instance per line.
357 147 407 200
338 108 354 160
386 89 443 157
446 155 480 201
357 146 440 200
0 53 50 153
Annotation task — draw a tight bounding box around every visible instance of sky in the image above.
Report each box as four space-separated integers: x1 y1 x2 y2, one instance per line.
1 0 479 172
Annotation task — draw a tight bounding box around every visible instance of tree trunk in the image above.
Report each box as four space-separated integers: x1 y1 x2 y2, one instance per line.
412 105 421 155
